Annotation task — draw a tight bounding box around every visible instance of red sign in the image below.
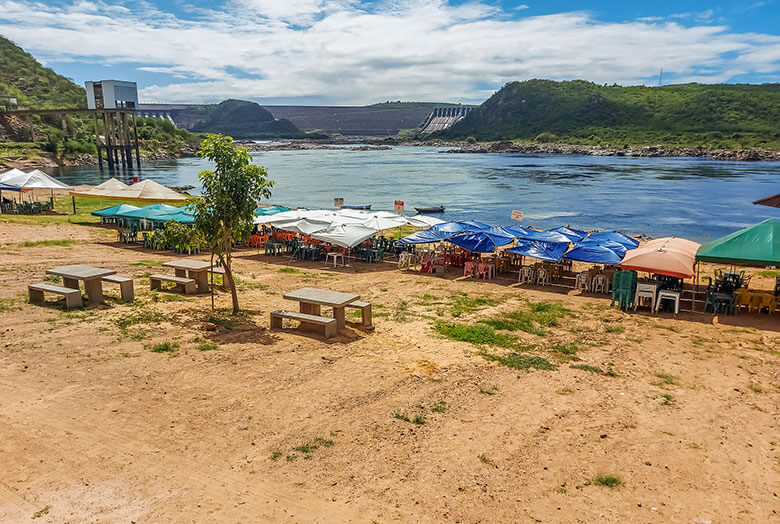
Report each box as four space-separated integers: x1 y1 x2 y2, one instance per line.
394 200 404 214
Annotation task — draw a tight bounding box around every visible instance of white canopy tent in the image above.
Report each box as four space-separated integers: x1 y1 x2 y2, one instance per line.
1 169 71 190
311 224 381 249
256 208 444 230
0 168 27 184
70 179 187 203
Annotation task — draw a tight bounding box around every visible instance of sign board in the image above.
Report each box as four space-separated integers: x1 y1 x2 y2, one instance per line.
334 197 344 208
511 210 524 221
394 200 404 214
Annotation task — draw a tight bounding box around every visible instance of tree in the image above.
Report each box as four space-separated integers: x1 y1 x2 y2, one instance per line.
190 134 274 313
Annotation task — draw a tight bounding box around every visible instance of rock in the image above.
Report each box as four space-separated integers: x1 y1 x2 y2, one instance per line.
203 322 217 331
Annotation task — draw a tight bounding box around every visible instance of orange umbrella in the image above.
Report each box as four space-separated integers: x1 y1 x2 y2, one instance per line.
620 237 701 279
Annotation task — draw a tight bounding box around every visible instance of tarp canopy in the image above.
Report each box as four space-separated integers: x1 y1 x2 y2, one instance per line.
259 208 444 235
310 224 378 248
154 209 196 224
548 226 587 242
695 218 780 267
91 204 140 217
585 231 639 250
396 220 489 245
565 241 625 265
254 205 290 216
507 239 570 262
621 237 701 279
1 169 71 190
753 193 780 209
116 203 181 219
70 179 187 202
501 225 572 243
447 229 514 253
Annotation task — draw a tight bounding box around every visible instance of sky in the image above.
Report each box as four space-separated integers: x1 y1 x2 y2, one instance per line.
0 1 778 105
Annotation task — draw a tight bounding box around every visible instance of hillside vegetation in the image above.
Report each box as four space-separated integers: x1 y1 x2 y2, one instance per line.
441 80 780 150
189 99 311 139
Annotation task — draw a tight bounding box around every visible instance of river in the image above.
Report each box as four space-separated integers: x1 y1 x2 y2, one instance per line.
45 146 780 242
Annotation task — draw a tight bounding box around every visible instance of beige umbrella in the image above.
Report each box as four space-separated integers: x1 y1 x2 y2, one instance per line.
620 237 701 279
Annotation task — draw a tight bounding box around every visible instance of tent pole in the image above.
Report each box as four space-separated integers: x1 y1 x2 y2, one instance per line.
72 196 76 215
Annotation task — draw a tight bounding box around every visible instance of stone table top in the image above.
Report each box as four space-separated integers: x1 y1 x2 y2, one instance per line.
283 287 360 307
46 265 116 281
162 259 213 271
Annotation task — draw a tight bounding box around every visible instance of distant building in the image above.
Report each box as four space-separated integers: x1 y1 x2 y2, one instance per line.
85 80 138 110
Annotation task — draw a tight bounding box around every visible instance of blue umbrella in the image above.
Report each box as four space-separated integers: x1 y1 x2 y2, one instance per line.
548 226 587 242
585 231 639 250
91 204 140 217
565 241 625 265
507 239 570 262
430 220 490 235
447 230 514 253
502 225 572 243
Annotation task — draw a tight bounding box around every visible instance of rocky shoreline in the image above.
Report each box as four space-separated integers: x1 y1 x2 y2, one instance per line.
440 141 780 161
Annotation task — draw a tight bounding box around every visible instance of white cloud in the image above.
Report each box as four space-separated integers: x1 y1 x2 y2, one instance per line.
0 1 777 104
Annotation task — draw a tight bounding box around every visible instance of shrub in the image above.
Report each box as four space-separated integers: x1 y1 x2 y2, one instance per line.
535 132 558 143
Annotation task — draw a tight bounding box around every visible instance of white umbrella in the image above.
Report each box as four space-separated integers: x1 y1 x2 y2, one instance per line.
0 168 26 184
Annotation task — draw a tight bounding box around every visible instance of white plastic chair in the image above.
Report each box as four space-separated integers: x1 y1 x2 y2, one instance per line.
575 272 591 291
536 267 550 286
591 274 609 294
520 266 536 284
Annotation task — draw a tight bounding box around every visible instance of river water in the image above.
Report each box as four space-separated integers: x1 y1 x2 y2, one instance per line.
46 146 780 242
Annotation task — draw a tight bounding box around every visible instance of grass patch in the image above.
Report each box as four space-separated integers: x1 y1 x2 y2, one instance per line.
148 342 178 353
393 411 426 424
197 342 219 351
604 324 625 334
278 267 301 274
550 340 581 355
32 505 50 519
114 308 165 329
659 393 675 405
235 277 269 291
654 323 681 333
269 451 282 461
480 301 571 336
18 239 77 248
480 351 556 371
594 475 621 488
760 270 780 278
289 437 335 460
478 454 496 467
479 385 499 395
130 260 163 267
748 384 763 393
449 292 499 317
653 373 679 387
431 400 447 413
570 363 602 373
0 296 22 313
434 321 521 348
393 411 411 422
392 300 413 322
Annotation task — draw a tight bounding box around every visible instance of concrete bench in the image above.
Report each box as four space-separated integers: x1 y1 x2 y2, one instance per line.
150 274 196 295
270 309 337 339
28 283 82 308
102 275 134 302
345 300 373 329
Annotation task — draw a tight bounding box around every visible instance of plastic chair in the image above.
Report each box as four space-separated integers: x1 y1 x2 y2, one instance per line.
591 274 609 294
536 266 550 286
655 290 681 315
575 272 590 291
519 266 536 284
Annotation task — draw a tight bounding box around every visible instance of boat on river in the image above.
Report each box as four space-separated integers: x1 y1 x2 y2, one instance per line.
415 205 445 214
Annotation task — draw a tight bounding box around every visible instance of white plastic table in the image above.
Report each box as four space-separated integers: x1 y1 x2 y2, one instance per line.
326 252 344 268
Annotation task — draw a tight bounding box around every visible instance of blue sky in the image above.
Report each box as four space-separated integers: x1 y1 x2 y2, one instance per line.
0 1 777 105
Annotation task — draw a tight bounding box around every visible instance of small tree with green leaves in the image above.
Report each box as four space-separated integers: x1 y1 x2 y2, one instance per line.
190 134 274 313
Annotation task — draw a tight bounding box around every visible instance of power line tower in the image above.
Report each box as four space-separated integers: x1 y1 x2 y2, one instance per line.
658 68 664 86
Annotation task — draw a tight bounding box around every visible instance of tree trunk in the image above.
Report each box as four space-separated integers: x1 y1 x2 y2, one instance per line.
209 252 215 312
224 261 239 314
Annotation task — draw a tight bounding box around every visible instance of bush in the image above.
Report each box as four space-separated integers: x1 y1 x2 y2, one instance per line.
535 132 558 143
465 136 477 143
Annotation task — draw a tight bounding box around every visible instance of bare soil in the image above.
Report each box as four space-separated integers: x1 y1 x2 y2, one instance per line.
0 221 778 523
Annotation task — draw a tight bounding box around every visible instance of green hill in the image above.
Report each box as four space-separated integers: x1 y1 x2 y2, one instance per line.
441 79 780 149
190 99 310 139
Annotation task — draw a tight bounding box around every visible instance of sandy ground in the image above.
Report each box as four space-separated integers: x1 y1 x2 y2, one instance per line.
0 221 778 523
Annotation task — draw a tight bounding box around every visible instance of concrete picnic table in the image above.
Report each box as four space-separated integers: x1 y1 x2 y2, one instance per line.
162 259 213 293
46 264 116 304
283 287 360 332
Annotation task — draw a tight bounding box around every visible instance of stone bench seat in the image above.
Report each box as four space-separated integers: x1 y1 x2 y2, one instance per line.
150 274 196 294
345 300 373 329
102 274 134 302
270 309 337 339
29 283 82 308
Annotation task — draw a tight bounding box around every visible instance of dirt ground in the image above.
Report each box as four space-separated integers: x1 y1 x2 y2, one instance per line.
0 220 778 523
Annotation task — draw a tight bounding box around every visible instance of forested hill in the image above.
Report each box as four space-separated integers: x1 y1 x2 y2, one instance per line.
441 80 780 149
189 99 310 139
0 36 85 109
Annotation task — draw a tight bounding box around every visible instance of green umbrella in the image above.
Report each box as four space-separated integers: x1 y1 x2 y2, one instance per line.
696 218 780 267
